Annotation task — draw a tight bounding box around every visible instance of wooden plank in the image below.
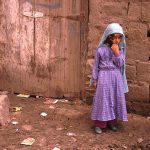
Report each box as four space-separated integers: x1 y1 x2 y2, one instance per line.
65 19 80 94
0 1 7 91
49 0 64 17
63 0 82 97
80 0 89 98
49 0 81 97
33 0 50 96
19 0 35 94
0 0 21 93
68 0 81 15
49 18 66 97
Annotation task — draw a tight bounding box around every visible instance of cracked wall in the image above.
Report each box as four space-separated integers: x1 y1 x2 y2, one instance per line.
86 0 150 115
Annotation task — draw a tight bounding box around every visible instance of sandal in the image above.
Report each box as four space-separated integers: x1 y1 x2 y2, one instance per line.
108 124 118 131
94 127 102 134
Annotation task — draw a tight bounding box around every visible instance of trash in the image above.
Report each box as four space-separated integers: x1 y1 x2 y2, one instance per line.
30 95 42 99
57 99 68 103
16 129 19 132
71 137 77 142
57 99 69 103
40 112 47 117
43 98 68 105
17 94 30 98
53 99 58 104
52 147 60 150
49 105 55 109
10 107 22 112
11 120 19 125
147 116 150 119
43 98 57 105
56 127 63 131
21 137 35 146
36 95 40 98
137 138 144 143
122 145 128 149
67 132 76 137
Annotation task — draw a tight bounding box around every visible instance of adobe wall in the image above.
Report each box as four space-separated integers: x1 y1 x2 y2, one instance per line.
86 0 150 115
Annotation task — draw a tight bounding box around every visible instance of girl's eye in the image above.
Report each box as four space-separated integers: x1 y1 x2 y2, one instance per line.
110 36 122 39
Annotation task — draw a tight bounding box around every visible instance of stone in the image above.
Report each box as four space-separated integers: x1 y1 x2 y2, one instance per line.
126 22 148 42
127 101 150 116
142 2 150 22
126 84 149 102
126 58 136 66
137 62 150 82
137 138 144 143
126 65 136 81
126 41 150 62
127 2 141 21
101 1 127 18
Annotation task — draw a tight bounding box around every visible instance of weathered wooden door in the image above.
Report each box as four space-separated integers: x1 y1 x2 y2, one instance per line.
0 0 88 98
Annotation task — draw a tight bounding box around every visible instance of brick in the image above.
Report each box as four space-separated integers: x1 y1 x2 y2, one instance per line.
127 101 150 116
126 41 150 61
126 22 148 42
142 2 150 22
127 2 141 21
126 65 136 81
100 2 127 18
126 83 149 102
137 62 150 82
126 58 136 66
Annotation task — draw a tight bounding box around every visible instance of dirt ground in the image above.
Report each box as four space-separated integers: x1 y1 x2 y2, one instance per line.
0 94 150 150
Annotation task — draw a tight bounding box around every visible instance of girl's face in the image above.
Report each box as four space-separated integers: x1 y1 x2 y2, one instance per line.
109 33 122 45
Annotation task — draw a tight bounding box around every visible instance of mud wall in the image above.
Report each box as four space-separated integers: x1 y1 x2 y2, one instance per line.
86 0 150 115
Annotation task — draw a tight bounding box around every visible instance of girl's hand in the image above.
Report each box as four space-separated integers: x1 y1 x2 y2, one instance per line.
111 44 120 56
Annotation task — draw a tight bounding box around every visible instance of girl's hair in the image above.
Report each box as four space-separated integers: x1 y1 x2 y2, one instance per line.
104 36 113 46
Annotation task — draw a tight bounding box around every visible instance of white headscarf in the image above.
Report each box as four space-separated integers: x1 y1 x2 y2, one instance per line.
98 23 128 93
97 23 125 49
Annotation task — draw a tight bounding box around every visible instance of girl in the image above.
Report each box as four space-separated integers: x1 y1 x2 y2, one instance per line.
91 23 128 134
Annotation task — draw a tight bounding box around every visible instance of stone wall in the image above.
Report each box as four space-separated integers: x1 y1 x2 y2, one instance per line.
86 0 150 115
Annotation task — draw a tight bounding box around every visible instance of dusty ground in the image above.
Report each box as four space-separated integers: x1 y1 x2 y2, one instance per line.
0 94 150 150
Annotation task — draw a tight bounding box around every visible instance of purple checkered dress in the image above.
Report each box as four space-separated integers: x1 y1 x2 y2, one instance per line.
91 44 128 121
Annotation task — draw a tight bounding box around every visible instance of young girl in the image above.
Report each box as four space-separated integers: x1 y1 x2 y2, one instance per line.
91 23 128 134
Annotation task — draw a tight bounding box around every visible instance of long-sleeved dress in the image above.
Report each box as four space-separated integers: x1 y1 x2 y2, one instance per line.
91 44 128 122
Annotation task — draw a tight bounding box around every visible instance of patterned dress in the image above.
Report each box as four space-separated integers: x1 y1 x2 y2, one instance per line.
91 44 128 121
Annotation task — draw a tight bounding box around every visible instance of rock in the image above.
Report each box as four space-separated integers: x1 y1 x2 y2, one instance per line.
137 138 144 143
71 137 77 142
122 145 128 149
0 95 10 126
